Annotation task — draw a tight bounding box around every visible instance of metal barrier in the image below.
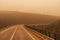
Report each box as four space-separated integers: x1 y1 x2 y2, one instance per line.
25 25 60 40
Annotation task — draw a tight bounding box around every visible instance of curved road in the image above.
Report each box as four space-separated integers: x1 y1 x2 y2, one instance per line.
0 25 53 40
0 25 34 40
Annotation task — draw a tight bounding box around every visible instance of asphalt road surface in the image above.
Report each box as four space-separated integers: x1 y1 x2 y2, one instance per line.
0 25 35 40
0 25 53 40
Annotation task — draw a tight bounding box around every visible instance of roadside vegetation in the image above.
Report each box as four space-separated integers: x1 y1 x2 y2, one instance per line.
24 20 60 40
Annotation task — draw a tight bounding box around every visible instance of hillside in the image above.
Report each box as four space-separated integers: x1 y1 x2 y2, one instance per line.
46 20 60 33
0 11 60 25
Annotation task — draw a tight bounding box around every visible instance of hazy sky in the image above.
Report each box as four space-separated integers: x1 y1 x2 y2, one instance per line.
0 0 60 16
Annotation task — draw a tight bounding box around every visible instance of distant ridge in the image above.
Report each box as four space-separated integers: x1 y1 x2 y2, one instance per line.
0 11 60 25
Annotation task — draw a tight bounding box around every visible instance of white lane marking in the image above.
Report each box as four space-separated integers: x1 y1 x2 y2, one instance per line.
39 33 54 40
10 27 17 40
22 26 36 40
0 27 14 33
33 31 54 40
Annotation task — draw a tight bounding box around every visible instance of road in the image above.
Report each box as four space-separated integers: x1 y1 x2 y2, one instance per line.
0 25 43 40
0 25 34 40
0 25 53 40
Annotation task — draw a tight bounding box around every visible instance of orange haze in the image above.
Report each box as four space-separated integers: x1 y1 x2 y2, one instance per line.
0 0 60 16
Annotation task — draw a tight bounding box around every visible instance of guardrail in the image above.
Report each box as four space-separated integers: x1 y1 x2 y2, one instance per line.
25 25 60 40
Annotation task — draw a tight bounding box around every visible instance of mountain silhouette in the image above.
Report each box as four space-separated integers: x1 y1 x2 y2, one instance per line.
0 11 60 25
